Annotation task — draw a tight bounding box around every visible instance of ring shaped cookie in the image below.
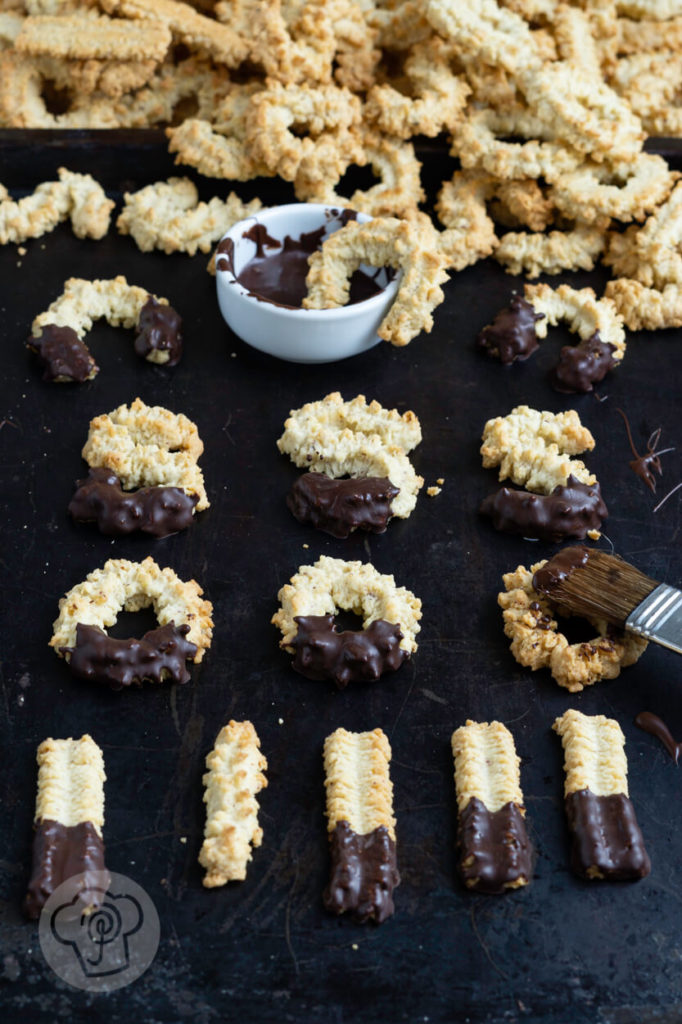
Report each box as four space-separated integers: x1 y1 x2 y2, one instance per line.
550 154 677 226
498 562 647 693
30 274 182 382
81 397 209 511
50 556 214 688
272 555 421 687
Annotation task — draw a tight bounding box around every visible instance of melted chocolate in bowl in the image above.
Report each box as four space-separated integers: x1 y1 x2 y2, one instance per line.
233 218 391 309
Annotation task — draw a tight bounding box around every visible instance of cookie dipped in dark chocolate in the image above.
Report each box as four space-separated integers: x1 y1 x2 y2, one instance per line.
69 466 198 538
550 332 618 393
324 821 399 923
565 790 651 881
291 615 407 688
64 621 198 689
134 296 183 366
27 324 98 382
479 476 608 542
477 295 544 364
287 472 399 538
235 224 386 308
457 798 533 893
24 820 107 920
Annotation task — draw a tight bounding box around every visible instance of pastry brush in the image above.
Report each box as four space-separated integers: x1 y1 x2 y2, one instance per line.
532 545 682 654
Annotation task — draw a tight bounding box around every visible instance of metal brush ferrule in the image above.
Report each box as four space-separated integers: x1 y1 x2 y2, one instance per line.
626 584 682 655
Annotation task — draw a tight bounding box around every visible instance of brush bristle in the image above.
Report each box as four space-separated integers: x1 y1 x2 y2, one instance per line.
534 548 659 627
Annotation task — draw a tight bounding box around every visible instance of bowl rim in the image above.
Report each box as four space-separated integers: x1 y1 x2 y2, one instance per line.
215 202 400 319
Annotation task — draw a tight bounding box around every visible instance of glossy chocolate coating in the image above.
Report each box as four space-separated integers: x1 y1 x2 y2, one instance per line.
24 820 107 920
565 790 651 881
291 615 407 688
287 473 399 538
134 296 183 366
323 821 399 923
27 323 98 382
551 332 618 393
69 466 197 538
532 545 591 595
479 476 608 542
477 295 544 364
63 621 198 689
457 798 533 894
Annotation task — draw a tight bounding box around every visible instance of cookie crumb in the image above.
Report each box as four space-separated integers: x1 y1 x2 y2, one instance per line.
302 543 309 548
18 246 26 256
587 529 601 540
352 943 359 950
180 836 187 844
278 717 283 725
427 486 442 497
437 477 444 485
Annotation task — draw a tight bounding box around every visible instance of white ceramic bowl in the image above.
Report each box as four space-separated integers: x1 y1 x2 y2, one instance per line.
215 203 400 364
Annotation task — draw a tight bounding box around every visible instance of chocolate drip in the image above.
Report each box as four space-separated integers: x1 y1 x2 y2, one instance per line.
550 332 618 393
532 545 591 595
291 615 407 688
69 466 198 538
27 324 97 382
457 798 533 894
134 297 183 366
215 237 234 273
63 621 197 689
477 295 544 364
287 473 399 538
242 221 280 256
635 711 682 763
323 822 399 923
479 476 608 542
24 820 107 920
565 790 651 881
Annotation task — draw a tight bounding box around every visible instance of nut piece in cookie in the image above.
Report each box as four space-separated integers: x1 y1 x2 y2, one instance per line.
50 556 213 688
30 275 182 381
498 560 647 692
272 555 421 687
199 721 268 887
451 720 533 893
278 391 423 535
25 735 108 920
553 709 650 881
323 727 399 923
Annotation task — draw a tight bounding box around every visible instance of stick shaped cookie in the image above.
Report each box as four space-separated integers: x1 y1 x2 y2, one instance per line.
451 720 533 893
199 721 268 887
323 727 399 923
25 735 107 919
553 709 651 881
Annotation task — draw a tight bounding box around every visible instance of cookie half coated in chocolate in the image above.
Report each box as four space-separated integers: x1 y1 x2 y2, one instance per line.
24 820 107 920
477 295 544 364
479 476 608 541
291 615 408 688
63 621 198 689
69 466 198 537
287 473 399 538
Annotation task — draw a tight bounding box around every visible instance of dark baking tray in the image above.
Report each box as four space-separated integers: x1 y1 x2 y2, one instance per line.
2 135 682 1024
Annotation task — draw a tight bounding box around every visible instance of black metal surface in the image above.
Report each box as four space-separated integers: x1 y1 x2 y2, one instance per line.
2 138 682 1024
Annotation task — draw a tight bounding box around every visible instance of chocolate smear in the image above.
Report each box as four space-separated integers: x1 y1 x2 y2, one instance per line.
63 621 197 689
323 822 399 923
615 408 674 494
477 295 544 364
532 545 591 595
134 296 183 366
287 473 399 538
27 324 98 383
24 820 107 920
457 798 533 894
291 615 407 688
480 476 608 542
215 237 234 273
550 331 618 393
635 711 682 763
69 466 197 538
565 790 651 881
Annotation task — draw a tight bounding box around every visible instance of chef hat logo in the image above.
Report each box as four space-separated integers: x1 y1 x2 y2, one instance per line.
39 871 160 992
51 890 143 979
